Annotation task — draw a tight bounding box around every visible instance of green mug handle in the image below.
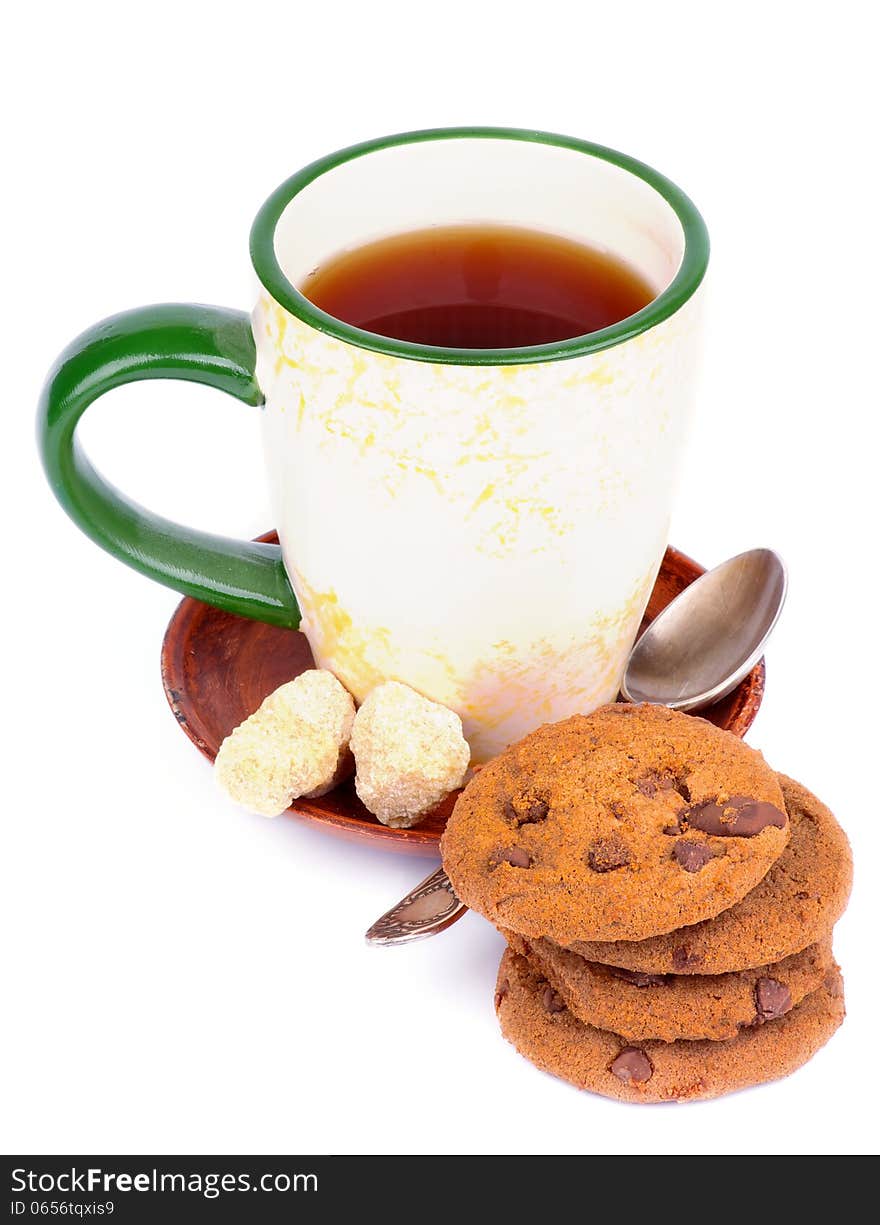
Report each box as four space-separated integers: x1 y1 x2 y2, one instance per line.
38 303 300 628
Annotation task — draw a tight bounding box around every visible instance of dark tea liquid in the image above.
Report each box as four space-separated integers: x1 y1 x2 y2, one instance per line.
300 224 655 348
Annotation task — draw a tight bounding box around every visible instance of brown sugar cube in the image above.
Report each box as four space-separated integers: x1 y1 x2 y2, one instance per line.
215 670 355 817
351 681 471 828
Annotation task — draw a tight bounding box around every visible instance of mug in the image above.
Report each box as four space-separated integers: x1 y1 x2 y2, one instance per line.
38 127 708 761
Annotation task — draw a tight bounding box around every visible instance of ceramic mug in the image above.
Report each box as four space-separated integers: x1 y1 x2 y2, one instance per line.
39 127 708 761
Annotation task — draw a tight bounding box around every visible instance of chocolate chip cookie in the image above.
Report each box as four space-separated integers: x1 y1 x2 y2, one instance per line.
442 704 789 943
495 949 845 1103
564 775 852 975
505 932 832 1042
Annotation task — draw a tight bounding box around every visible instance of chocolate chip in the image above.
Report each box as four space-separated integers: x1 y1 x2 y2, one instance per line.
754 977 792 1022
608 801 626 821
587 836 631 873
672 946 702 972
609 967 669 988
494 977 509 1010
636 771 680 797
489 846 531 869
504 792 550 826
610 1047 653 1084
824 969 843 998
672 840 713 872
541 984 566 1014
662 822 682 836
682 796 787 837
675 777 692 803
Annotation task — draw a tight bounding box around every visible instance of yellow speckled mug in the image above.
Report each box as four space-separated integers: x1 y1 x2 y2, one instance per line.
39 128 708 761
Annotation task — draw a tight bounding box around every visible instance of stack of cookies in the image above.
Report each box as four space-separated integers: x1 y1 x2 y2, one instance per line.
441 704 852 1102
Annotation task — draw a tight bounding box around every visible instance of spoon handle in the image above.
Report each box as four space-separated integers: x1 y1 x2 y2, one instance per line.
365 865 466 946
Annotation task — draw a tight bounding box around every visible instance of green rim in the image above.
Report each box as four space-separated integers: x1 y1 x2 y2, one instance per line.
249 126 709 367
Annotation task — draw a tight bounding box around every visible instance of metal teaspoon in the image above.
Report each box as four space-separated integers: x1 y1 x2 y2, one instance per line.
365 548 787 946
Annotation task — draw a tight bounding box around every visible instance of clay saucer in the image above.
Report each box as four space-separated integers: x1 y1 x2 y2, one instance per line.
162 537 765 856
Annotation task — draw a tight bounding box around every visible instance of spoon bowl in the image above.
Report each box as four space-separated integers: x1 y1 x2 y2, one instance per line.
621 548 787 711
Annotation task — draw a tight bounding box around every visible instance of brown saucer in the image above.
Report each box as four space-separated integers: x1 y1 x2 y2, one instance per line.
161 536 765 856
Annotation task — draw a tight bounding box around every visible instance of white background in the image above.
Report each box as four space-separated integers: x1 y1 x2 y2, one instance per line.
4 0 878 1157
